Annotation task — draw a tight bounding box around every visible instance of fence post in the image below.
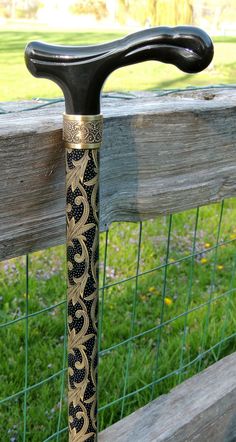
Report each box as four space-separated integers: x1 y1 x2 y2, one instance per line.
25 26 213 441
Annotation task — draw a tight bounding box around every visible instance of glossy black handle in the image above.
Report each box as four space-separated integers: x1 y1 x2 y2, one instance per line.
25 26 213 114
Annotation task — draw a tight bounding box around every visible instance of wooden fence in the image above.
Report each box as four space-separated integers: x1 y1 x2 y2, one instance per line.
0 87 236 440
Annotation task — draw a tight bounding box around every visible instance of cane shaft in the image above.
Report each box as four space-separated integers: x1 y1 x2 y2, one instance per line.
65 115 102 441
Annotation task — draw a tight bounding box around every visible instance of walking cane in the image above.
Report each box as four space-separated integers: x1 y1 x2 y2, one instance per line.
25 26 213 441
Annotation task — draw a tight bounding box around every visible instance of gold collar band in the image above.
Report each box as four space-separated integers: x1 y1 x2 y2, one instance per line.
63 113 103 150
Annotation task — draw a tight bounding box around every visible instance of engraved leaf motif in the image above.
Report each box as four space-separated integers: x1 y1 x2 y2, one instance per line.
67 148 98 437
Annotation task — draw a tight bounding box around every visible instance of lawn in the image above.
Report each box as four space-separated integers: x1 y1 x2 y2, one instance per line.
0 26 236 441
1 201 236 440
0 28 235 101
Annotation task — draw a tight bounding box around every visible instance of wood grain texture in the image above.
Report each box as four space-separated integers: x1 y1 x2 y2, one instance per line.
0 88 236 260
99 352 236 442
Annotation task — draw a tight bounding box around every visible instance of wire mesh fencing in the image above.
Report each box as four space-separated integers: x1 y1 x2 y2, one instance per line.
0 197 236 440
98 198 236 429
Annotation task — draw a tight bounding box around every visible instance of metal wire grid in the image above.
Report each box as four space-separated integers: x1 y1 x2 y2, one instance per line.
98 199 236 429
0 253 68 441
0 199 236 440
1 84 236 115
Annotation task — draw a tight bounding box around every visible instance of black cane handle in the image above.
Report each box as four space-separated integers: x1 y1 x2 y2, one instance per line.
25 26 213 114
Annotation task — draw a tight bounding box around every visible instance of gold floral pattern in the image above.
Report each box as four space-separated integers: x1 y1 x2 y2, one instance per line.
66 146 99 441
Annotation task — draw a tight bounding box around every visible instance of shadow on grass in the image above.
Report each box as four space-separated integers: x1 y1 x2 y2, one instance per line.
218 61 236 83
146 73 192 90
0 30 125 52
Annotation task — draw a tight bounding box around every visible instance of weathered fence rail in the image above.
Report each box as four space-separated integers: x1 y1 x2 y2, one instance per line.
0 87 236 440
100 352 236 442
0 87 236 261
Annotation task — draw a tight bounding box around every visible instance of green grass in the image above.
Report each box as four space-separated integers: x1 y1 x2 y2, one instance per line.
1 200 236 440
0 28 235 101
0 249 68 440
0 26 236 441
98 200 236 428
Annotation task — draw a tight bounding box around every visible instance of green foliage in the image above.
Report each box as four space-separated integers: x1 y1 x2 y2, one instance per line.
0 1 11 18
17 1 41 19
115 0 236 27
201 0 236 29
116 0 194 26
70 0 108 20
116 0 127 25
0 0 41 19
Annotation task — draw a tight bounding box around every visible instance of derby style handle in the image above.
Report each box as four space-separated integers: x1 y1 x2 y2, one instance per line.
25 26 213 442
25 26 213 114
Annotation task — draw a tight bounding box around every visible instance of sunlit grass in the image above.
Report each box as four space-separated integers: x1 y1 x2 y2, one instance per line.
0 29 235 101
0 200 236 439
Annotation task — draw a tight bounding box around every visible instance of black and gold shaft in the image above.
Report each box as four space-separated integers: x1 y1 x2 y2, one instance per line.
64 114 102 441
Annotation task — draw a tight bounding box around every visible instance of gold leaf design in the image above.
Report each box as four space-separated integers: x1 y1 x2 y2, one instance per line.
67 147 99 440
